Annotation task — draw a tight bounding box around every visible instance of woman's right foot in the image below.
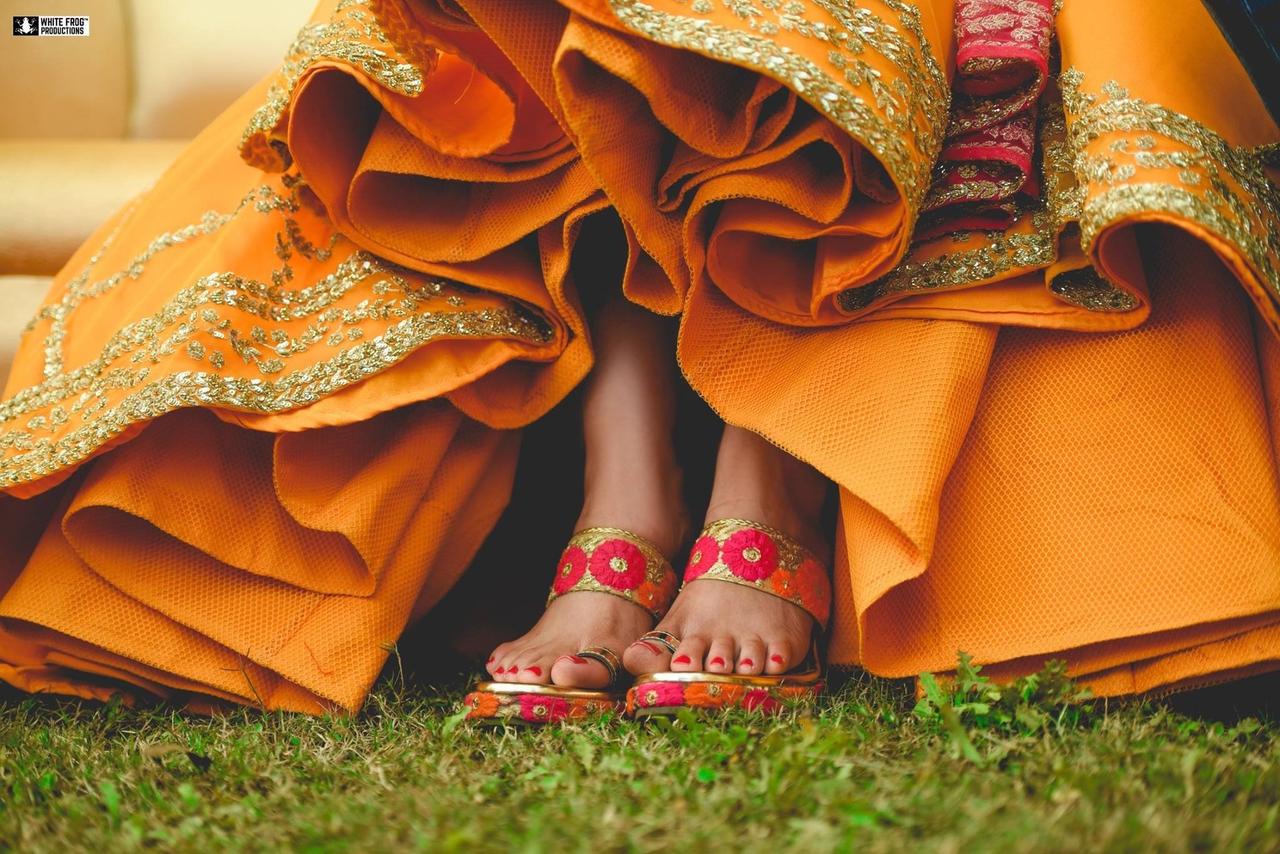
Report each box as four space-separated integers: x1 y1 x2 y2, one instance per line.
485 295 688 689
484 483 687 688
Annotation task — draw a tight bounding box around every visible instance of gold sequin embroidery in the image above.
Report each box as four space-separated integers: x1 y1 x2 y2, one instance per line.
0 172 556 487
606 0 951 213
1062 68 1280 314
239 0 428 171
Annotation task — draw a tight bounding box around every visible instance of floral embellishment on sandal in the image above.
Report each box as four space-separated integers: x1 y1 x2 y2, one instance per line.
722 528 779 581
636 682 684 709
589 538 647 590
795 558 831 618
520 694 571 723
686 682 733 709
741 689 781 714
552 545 588 595
635 573 677 612
770 571 797 598
545 528 677 618
684 535 719 581
626 679 821 716
464 691 501 719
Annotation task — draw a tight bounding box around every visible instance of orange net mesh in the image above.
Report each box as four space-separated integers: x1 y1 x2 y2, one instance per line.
1 403 518 712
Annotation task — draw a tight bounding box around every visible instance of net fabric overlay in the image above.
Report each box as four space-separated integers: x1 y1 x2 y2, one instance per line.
0 0 1278 711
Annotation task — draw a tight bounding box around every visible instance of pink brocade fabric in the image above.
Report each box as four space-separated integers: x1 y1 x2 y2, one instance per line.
918 0 1055 239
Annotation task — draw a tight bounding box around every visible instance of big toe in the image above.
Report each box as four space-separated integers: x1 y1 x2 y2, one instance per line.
550 653 614 689
623 635 673 676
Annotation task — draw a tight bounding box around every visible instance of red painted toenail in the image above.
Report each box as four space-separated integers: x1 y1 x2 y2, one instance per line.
740 658 754 667
770 655 785 664
673 654 692 664
710 656 726 667
525 666 542 676
569 655 588 665
494 666 505 674
636 641 661 655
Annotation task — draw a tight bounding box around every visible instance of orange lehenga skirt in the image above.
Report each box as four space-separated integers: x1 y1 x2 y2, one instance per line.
2 0 1279 713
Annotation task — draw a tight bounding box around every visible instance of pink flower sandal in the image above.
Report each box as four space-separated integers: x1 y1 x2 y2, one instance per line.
463 527 678 725
626 519 831 717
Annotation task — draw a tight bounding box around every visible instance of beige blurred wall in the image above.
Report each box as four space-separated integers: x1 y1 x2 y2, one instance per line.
0 0 316 139
0 0 316 387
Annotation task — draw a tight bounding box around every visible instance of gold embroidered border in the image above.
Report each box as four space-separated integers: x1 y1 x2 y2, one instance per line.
606 0 950 212
0 302 549 487
3 244 552 425
1062 69 1280 310
239 0 428 171
837 210 1056 311
1 171 556 488
37 194 257 381
835 62 1280 316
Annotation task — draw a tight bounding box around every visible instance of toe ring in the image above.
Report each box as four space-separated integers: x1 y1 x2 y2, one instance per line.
575 646 622 686
637 630 681 655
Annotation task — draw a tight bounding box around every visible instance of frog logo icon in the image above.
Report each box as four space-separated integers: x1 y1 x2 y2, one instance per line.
13 16 40 35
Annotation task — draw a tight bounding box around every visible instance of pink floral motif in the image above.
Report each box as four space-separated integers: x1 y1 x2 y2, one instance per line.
741 689 781 713
635 682 684 708
588 538 647 591
519 694 570 723
684 535 719 581
722 528 778 582
552 545 587 595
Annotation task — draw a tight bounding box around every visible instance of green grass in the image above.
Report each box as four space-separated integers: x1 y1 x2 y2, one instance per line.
1 662 1278 853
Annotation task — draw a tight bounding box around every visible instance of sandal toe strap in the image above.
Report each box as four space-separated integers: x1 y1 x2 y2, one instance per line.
546 527 678 618
681 518 831 628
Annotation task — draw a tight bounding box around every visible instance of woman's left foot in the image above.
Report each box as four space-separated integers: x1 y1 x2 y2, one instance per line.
623 426 830 678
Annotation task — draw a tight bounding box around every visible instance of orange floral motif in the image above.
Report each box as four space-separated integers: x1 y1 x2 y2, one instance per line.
793 558 832 624
463 691 500 719
634 581 659 611
770 571 798 600
686 682 741 709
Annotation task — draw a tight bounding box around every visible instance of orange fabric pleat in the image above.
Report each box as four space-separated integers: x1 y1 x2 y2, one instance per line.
1 403 519 712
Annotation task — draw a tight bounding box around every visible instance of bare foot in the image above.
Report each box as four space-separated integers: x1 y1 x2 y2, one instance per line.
485 297 686 688
623 426 829 678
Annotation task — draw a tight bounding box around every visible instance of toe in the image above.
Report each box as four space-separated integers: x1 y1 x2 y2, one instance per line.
764 640 793 675
736 638 766 675
624 634 673 676
550 654 612 689
510 655 554 684
669 636 708 671
492 653 522 680
486 644 512 678
706 638 735 674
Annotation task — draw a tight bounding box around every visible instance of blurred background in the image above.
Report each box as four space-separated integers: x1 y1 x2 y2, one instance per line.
0 0 315 383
